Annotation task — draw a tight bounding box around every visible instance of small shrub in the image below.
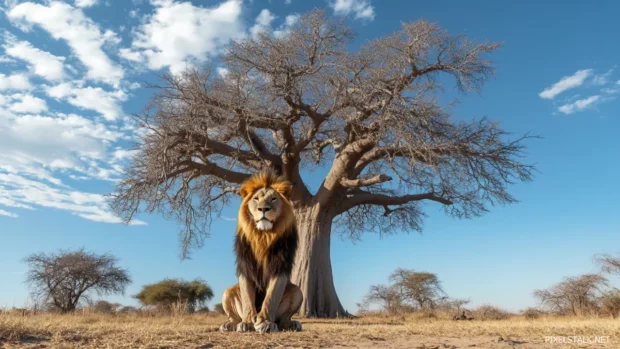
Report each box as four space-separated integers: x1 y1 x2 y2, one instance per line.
601 292 620 318
473 305 512 320
522 307 542 320
213 303 225 315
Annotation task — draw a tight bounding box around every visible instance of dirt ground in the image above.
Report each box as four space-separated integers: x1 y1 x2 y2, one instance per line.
1 313 618 348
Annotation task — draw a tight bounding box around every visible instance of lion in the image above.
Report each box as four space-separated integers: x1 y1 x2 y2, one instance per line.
219 172 303 333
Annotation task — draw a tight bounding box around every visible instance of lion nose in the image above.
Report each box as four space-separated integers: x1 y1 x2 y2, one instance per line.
257 206 271 213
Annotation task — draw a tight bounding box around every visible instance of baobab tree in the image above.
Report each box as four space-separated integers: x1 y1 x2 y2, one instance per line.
111 10 534 317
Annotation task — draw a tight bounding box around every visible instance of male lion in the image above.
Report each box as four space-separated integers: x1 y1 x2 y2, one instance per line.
219 172 303 333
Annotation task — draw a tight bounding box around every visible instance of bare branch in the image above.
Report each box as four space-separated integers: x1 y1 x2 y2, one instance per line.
340 174 392 188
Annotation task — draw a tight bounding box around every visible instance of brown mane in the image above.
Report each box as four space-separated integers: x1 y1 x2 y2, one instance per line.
237 172 295 267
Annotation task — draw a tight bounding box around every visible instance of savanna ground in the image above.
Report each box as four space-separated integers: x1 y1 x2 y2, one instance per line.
1 312 618 349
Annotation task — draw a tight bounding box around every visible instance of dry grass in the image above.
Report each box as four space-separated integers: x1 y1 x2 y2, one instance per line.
1 312 619 348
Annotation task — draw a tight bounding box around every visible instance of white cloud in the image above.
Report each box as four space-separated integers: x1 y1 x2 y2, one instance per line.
592 68 614 86
216 67 229 78
250 9 276 38
9 94 48 114
0 56 16 63
120 0 244 75
75 0 98 7
602 87 620 95
45 82 126 120
539 69 592 99
330 0 375 20
285 0 292 4
558 95 601 114
0 197 34 210
0 209 18 218
274 14 299 38
3 37 66 81
112 149 137 161
0 107 124 182
0 173 145 224
7 1 124 86
0 73 31 90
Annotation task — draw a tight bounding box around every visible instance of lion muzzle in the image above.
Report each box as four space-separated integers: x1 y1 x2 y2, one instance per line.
255 217 273 230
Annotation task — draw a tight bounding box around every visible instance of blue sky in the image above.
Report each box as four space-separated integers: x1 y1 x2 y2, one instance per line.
1 0 619 313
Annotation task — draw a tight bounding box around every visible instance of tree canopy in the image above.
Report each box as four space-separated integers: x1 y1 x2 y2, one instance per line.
112 10 533 255
24 249 131 313
111 9 534 317
134 278 213 312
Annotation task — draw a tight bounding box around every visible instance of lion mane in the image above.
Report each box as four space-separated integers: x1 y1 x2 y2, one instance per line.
235 172 298 305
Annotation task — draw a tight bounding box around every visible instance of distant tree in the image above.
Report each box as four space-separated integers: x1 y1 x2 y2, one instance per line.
196 306 211 313
134 279 213 312
533 274 608 316
118 305 138 314
389 268 447 310
361 284 404 314
111 9 534 317
213 303 225 315
361 268 448 314
92 300 122 314
440 297 471 315
473 304 511 320
595 253 620 277
24 249 131 313
600 291 620 318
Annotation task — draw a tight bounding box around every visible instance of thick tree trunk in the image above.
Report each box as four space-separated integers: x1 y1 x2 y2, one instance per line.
291 205 347 317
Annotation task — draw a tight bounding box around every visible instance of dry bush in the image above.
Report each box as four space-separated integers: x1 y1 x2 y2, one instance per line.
600 291 620 318
521 307 543 320
170 299 190 317
213 303 225 315
472 305 512 320
533 274 607 316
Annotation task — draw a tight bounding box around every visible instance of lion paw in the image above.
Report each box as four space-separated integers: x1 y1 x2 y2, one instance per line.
279 320 302 332
254 320 279 333
219 321 238 332
236 322 255 332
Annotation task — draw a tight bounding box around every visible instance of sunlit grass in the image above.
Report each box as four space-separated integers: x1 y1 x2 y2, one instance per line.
0 311 618 348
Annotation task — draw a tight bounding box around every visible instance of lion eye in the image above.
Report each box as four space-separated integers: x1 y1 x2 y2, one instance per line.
253 197 259 201
271 197 276 201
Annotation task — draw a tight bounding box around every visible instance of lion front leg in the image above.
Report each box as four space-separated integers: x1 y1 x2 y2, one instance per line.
275 283 303 332
220 276 257 332
254 275 291 333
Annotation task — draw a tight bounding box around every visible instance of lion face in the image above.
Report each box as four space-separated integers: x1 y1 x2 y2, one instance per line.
247 187 284 231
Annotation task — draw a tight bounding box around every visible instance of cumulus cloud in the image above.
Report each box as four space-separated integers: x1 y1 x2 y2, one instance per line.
0 55 16 63
0 173 145 224
3 37 66 81
330 0 375 20
273 14 299 38
45 82 126 120
0 209 18 218
250 9 277 38
539 69 592 99
558 95 601 114
0 73 31 91
75 0 98 7
120 0 244 74
0 103 143 223
7 1 123 86
8 94 48 114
